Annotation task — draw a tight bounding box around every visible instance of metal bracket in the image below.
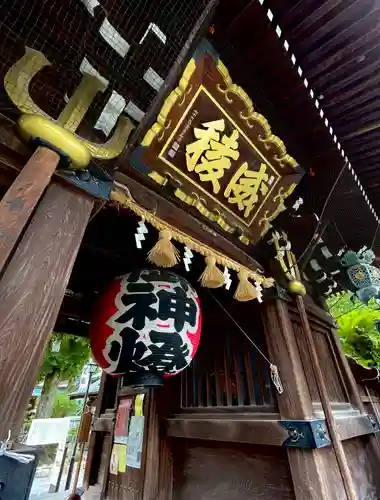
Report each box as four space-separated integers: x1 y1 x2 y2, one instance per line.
280 419 331 449
368 414 379 433
58 163 113 200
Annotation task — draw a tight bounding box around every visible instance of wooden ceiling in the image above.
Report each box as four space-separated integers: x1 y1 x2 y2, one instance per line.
211 0 380 253
266 0 380 196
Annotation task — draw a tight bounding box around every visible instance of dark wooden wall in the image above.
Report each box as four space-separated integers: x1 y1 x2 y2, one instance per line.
172 440 294 500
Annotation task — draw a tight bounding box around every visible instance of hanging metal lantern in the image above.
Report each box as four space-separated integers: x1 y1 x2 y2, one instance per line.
342 250 380 304
90 269 202 386
302 244 380 304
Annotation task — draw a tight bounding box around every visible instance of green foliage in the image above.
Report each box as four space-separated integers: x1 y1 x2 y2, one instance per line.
326 292 378 319
327 293 380 368
39 333 90 382
52 392 81 418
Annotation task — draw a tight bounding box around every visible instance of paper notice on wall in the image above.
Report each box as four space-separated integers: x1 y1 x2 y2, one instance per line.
116 444 127 473
134 394 145 416
110 444 127 474
110 445 119 475
114 398 132 444
114 397 132 445
126 416 144 469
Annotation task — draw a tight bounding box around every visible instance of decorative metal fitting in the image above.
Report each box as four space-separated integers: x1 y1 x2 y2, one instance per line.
368 415 379 432
280 419 331 449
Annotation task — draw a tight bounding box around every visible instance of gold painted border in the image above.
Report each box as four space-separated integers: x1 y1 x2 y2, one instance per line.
141 52 298 172
142 58 196 147
158 85 280 228
216 60 298 171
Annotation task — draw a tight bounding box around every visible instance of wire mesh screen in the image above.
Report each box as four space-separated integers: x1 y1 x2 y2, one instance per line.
0 0 210 148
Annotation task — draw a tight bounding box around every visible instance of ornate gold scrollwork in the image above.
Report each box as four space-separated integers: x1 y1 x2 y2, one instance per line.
142 59 196 147
259 184 296 238
215 59 298 171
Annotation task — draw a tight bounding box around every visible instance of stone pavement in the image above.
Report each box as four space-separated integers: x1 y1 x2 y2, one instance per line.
30 493 67 500
30 485 101 500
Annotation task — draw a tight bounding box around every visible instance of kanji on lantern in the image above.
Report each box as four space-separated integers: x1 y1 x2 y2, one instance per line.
89 269 202 379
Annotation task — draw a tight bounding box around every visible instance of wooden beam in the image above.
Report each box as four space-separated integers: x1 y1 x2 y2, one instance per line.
343 121 380 140
300 2 380 67
325 74 380 108
293 0 347 40
308 32 380 82
334 100 380 126
167 413 377 446
166 416 288 446
336 414 374 441
0 181 93 439
0 147 60 274
114 172 262 273
338 112 380 139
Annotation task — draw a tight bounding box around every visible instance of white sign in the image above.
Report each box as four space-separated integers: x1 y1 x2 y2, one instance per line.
26 418 72 446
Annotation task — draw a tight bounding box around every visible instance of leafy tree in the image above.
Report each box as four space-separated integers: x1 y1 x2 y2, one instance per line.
327 292 378 319
52 392 81 418
327 293 380 368
36 333 90 419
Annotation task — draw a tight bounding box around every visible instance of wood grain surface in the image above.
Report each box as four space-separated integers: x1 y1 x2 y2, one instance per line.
0 147 60 274
172 439 294 500
262 300 332 499
0 181 93 438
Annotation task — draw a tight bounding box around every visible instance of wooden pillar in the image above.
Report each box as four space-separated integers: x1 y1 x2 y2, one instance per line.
0 147 60 273
262 300 332 499
0 180 93 439
295 295 357 500
142 390 173 500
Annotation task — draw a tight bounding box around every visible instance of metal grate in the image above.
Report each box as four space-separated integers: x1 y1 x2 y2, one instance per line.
0 0 209 142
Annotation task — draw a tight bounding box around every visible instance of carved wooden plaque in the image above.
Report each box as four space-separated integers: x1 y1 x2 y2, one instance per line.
131 41 303 244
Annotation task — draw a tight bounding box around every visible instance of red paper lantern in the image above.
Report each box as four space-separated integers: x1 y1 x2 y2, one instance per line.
90 269 202 381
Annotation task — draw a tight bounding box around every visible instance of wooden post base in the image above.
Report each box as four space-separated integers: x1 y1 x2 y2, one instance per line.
263 300 333 499
0 181 93 439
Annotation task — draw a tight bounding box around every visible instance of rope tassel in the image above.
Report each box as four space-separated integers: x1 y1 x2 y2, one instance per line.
234 270 258 302
147 229 180 268
199 256 225 288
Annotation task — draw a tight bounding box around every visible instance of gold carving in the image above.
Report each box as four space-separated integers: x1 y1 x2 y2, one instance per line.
81 117 134 160
57 74 107 132
4 47 134 167
216 59 298 171
142 59 196 147
5 47 51 118
258 184 296 238
18 114 91 168
186 119 240 194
